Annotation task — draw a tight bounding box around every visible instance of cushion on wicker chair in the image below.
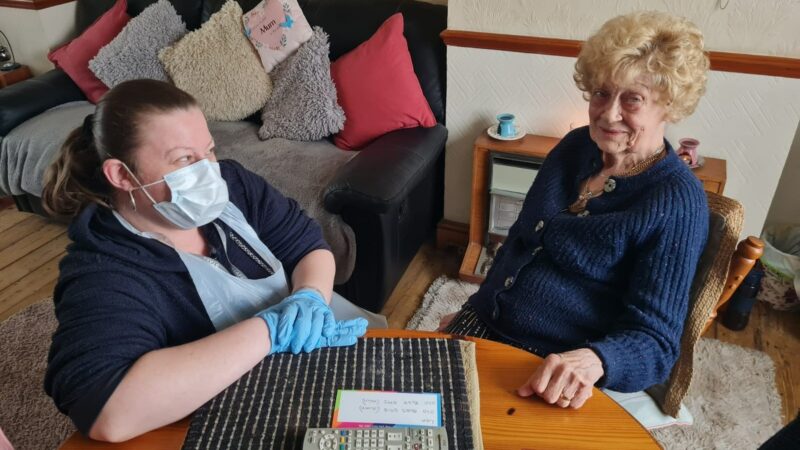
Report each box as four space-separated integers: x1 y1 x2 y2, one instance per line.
658 192 744 416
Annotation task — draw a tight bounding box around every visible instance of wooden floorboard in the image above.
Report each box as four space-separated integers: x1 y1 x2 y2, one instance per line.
380 240 461 329
0 204 798 427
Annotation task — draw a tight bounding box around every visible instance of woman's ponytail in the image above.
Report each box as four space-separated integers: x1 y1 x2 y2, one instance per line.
41 114 112 218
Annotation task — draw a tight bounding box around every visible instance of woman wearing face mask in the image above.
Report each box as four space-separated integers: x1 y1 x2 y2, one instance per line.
439 11 710 410
41 79 384 442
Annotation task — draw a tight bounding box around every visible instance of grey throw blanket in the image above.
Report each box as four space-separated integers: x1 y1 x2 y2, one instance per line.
0 101 95 196
209 121 357 283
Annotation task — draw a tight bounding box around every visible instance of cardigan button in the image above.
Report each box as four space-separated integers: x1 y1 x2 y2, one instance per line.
603 178 617 192
504 276 514 288
531 246 542 256
491 301 501 320
534 220 544 232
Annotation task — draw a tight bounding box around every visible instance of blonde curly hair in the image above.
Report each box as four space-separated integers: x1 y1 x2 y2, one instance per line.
573 11 710 122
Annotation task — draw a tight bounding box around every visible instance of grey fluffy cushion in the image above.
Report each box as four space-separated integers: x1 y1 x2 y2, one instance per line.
89 0 186 87
159 0 272 121
259 27 345 140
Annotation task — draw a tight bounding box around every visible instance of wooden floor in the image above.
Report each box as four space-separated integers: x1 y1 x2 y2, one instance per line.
0 201 798 425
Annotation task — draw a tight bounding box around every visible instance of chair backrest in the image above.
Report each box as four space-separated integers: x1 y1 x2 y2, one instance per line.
658 192 764 416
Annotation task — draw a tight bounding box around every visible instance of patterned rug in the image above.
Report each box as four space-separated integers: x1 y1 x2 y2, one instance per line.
406 276 784 450
0 300 74 450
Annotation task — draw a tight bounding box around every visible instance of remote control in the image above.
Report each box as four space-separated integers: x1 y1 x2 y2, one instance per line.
302 426 449 450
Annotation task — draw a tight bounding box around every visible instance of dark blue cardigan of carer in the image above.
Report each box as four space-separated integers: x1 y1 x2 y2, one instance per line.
468 126 709 392
44 159 330 434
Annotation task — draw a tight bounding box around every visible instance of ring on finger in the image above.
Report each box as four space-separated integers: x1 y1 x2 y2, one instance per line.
560 394 572 402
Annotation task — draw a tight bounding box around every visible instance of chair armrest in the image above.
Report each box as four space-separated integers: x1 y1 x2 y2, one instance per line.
0 69 85 136
323 124 447 214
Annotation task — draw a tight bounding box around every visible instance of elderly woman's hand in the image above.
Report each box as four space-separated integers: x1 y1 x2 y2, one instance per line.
436 312 458 332
517 348 604 409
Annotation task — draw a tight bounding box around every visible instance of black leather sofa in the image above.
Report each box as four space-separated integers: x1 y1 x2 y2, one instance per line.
0 0 447 313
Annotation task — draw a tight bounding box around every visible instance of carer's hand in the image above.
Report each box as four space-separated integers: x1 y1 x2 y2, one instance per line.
317 318 369 348
517 348 604 409
277 289 338 353
258 289 336 354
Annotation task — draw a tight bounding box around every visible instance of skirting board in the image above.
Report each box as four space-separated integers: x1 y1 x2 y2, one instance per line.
437 219 469 250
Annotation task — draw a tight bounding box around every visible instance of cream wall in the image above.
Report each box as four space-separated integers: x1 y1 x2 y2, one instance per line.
444 0 800 238
0 2 77 75
766 123 800 227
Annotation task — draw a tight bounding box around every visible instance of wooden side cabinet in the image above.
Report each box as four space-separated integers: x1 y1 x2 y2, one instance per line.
459 133 728 282
0 65 32 89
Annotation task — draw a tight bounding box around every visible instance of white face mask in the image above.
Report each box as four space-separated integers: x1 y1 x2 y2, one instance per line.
125 159 229 229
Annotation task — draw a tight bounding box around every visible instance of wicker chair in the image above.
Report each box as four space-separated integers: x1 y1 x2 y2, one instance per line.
658 192 765 416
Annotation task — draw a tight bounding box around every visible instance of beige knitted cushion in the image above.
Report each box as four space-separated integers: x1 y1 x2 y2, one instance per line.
658 192 744 416
159 0 272 121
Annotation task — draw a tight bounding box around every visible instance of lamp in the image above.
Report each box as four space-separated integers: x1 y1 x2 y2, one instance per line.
0 30 21 72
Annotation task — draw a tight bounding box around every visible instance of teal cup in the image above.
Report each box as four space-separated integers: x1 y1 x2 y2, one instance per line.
496 113 516 137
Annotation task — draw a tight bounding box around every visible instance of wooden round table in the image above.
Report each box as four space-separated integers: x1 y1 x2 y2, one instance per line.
62 330 659 449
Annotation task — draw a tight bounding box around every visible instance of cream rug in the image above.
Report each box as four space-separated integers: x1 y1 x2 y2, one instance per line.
407 276 784 450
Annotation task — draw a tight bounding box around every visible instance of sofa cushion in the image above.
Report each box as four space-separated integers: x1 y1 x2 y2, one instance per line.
200 0 447 123
330 13 436 150
159 0 272 121
242 0 313 73
297 0 447 124
209 121 357 283
89 0 187 88
0 102 95 197
259 27 344 141
47 0 130 103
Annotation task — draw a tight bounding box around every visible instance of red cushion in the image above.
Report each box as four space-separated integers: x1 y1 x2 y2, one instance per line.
331 13 436 150
48 0 130 103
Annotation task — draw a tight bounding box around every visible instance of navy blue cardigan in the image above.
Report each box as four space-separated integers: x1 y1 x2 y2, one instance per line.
469 126 708 392
44 160 329 434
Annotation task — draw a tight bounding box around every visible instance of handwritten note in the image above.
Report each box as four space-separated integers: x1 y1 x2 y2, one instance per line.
332 390 442 428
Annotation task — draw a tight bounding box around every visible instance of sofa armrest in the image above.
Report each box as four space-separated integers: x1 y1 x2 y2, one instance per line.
323 124 447 214
0 69 85 136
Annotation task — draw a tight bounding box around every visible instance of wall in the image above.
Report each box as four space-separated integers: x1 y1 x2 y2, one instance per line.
450 0 800 57
765 123 800 227
0 2 77 75
445 0 800 238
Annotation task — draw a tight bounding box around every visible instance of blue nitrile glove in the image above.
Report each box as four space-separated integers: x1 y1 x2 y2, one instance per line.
316 318 369 348
257 288 336 354
257 307 292 355
257 311 368 355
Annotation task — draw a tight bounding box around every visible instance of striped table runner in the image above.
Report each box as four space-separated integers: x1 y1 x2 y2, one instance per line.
182 338 475 449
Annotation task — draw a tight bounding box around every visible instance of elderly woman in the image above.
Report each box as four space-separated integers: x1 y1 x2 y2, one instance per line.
42 80 384 442
439 11 710 409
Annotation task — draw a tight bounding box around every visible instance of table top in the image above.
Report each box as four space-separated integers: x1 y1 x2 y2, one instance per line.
61 330 658 449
